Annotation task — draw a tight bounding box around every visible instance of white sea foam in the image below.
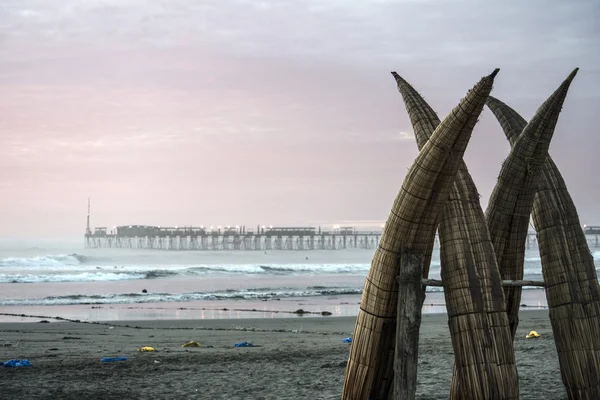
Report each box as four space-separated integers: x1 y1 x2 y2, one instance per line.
524 256 542 262
0 283 549 307
0 286 365 306
0 254 84 267
0 248 594 311
0 261 373 283
0 272 146 284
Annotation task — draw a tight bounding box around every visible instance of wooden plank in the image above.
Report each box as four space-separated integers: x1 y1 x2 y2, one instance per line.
421 279 545 287
500 280 545 287
394 250 425 400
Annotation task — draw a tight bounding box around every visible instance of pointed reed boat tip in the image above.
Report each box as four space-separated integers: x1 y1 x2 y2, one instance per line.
554 68 579 93
567 67 579 80
391 71 404 83
490 68 500 78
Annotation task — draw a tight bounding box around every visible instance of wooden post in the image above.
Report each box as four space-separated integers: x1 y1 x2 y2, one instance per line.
394 250 425 400
421 278 545 287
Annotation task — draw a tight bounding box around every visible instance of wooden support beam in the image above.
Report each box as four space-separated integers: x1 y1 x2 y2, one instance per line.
421 278 545 287
500 280 545 287
394 251 425 400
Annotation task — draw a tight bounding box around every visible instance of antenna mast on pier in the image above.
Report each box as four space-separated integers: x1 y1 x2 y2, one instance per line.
86 198 91 235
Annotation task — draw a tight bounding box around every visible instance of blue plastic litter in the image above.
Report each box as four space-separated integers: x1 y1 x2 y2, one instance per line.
234 342 254 347
101 357 128 363
3 359 32 368
342 337 352 343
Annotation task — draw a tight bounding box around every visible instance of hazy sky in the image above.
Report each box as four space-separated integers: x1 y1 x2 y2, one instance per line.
1 0 599 238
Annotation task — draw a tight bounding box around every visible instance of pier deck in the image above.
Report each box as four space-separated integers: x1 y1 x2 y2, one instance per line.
83 224 600 251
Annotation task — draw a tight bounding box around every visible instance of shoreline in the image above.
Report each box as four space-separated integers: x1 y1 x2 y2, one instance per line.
0 289 550 323
0 310 564 399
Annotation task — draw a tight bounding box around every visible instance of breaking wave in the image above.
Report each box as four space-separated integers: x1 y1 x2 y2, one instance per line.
0 284 549 307
0 251 595 285
0 263 371 283
0 286 365 306
0 272 147 284
0 254 86 267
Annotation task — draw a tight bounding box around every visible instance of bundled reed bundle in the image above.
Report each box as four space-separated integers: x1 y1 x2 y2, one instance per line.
342 70 499 400
487 70 600 399
484 70 577 339
392 73 518 399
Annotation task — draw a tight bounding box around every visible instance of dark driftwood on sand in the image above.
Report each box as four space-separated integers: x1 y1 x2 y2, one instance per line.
394 251 425 400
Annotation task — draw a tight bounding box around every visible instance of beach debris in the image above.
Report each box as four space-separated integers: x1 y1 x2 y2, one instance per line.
101 357 128 363
342 337 352 343
291 326 303 333
321 311 332 316
234 342 254 347
182 341 200 348
321 360 348 368
108 327 114 330
3 359 32 368
137 346 156 352
526 331 541 339
38 320 50 323
62 336 81 340
154 360 160 364
234 325 256 331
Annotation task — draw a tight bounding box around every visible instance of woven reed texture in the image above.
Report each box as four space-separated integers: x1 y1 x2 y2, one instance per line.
342 70 498 400
391 72 441 150
393 72 518 399
487 72 600 398
484 69 577 340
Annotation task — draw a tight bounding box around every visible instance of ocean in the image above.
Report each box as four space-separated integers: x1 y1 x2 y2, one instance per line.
0 239 598 322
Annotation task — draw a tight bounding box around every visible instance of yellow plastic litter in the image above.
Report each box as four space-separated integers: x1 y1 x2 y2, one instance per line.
182 341 200 348
526 330 540 339
137 346 155 352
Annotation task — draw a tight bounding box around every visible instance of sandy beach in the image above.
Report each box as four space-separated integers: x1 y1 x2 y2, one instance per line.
0 310 565 399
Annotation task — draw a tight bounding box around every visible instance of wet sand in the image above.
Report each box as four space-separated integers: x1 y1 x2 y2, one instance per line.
0 310 564 399
0 290 550 323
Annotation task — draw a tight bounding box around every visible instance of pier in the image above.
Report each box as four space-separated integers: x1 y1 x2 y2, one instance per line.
83 202 600 251
84 225 382 250
83 224 600 251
